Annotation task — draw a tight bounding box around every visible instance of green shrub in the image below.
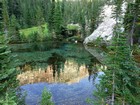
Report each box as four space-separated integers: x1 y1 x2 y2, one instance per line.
40 88 54 105
19 24 49 42
0 93 17 105
67 24 80 31
0 35 4 43
133 44 140 55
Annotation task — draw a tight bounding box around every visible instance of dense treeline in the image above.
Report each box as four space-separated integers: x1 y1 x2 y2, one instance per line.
0 0 140 104
0 0 140 44
7 0 105 29
124 0 140 46
0 0 106 42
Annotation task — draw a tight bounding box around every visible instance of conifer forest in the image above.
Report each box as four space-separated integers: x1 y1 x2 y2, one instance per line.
0 0 140 105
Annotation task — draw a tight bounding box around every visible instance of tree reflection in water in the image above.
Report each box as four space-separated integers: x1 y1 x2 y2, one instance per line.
17 55 103 85
47 52 66 78
14 42 106 105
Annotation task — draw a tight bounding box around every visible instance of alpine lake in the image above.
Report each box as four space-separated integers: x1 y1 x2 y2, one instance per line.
10 41 103 105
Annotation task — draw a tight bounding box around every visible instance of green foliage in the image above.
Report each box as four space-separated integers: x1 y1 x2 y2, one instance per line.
133 44 140 55
124 0 140 45
67 24 80 31
94 1 140 105
10 14 20 31
62 0 106 37
0 35 4 43
2 0 9 29
48 0 63 35
94 34 140 105
2 0 106 38
47 0 55 32
0 89 26 105
0 93 17 105
0 39 20 105
40 88 54 105
53 2 63 34
0 1 3 31
19 24 50 42
0 44 18 93
36 6 45 26
9 14 20 42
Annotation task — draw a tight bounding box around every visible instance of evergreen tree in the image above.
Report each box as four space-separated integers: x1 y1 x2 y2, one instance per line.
41 88 54 105
0 42 18 95
48 0 63 35
94 0 140 105
124 0 140 46
36 6 45 41
0 0 18 100
0 0 3 33
36 6 45 26
2 0 9 39
9 14 20 42
53 1 63 34
48 0 55 32
7 0 21 19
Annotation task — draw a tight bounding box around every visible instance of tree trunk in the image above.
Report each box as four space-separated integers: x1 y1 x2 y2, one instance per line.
130 15 136 46
111 71 115 105
4 27 8 40
122 99 125 105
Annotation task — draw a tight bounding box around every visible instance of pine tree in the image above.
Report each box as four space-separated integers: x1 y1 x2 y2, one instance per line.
48 0 55 32
94 0 140 105
35 6 45 41
0 42 18 95
124 0 140 46
0 0 18 98
7 0 21 18
53 1 63 34
41 88 54 105
2 0 9 39
0 0 3 33
9 14 20 42
36 6 45 26
48 0 63 35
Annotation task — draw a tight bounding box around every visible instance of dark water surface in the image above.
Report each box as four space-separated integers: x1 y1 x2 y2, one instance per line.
11 42 102 105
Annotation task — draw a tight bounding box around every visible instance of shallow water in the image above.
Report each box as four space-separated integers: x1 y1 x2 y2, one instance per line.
11 42 102 105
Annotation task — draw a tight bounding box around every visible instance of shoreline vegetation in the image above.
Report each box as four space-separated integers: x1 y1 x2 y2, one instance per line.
0 0 140 105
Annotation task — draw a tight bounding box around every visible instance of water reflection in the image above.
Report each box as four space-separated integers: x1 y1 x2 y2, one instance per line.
18 58 91 85
19 64 105 105
14 42 103 105
21 76 95 105
47 53 66 78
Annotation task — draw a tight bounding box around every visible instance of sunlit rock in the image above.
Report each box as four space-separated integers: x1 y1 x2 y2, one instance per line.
84 5 116 44
84 2 127 44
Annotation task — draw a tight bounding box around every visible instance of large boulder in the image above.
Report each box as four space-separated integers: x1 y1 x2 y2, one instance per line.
84 5 116 44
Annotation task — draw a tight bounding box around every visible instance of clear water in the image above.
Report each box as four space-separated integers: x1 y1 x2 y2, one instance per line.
11 42 101 105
